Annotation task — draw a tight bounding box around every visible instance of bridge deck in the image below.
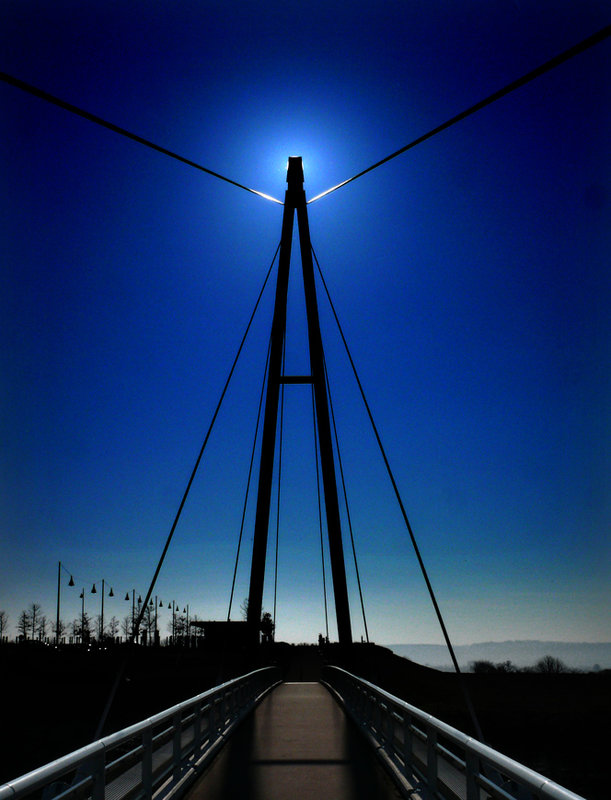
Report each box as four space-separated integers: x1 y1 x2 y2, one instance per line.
184 681 407 799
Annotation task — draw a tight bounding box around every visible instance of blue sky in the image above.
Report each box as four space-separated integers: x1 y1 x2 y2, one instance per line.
1 1 609 646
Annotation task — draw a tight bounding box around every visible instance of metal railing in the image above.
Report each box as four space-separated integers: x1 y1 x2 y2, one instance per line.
0 666 281 800
322 665 585 800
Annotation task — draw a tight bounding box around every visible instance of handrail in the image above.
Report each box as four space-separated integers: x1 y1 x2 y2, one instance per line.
0 666 281 800
322 665 585 800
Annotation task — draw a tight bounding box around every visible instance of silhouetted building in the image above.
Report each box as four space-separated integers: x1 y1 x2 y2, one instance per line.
190 620 248 647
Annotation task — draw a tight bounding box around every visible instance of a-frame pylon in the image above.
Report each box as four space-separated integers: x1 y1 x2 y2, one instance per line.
247 157 353 646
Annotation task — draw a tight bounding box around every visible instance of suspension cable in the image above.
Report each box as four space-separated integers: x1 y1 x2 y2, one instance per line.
135 242 280 636
227 337 273 621
323 354 370 643
308 24 611 204
0 71 283 205
273 339 286 630
312 245 485 741
311 383 330 641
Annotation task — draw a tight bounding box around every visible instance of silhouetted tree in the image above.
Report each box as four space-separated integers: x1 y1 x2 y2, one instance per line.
471 659 519 673
17 610 30 640
71 613 92 643
140 604 155 643
471 660 497 673
121 614 132 640
108 616 120 640
0 610 8 640
535 655 568 674
260 611 275 643
29 603 43 640
240 597 249 621
52 618 66 641
37 615 48 641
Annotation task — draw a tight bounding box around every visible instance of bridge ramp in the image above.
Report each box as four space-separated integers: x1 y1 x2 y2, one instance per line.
184 681 406 799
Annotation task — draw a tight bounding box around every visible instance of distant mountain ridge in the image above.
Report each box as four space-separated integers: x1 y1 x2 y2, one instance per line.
386 641 611 670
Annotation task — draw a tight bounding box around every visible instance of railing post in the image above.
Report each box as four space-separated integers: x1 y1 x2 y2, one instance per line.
142 726 153 799
376 697 383 740
88 747 105 800
228 686 235 722
465 751 479 800
403 713 413 777
426 725 438 798
219 693 226 732
213 696 220 734
194 700 202 756
172 710 182 781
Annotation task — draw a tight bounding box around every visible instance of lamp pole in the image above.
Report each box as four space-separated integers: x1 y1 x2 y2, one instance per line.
137 594 142 643
56 562 61 647
154 596 158 646
97 579 114 644
55 562 74 646
80 588 85 645
100 579 104 642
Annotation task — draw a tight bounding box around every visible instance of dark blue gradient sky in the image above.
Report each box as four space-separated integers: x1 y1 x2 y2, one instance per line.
1 1 609 644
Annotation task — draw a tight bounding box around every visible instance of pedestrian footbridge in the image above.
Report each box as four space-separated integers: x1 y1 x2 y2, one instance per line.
0 666 583 800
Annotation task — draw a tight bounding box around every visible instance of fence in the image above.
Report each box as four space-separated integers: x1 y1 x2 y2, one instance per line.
0 666 281 800
322 665 584 800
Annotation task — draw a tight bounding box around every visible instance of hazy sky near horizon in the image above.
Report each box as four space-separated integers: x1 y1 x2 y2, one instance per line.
1 1 609 646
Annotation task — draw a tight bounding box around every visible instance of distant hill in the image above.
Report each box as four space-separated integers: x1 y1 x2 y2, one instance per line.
386 641 611 671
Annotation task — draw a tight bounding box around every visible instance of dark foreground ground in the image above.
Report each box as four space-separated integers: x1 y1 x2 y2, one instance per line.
1 642 608 799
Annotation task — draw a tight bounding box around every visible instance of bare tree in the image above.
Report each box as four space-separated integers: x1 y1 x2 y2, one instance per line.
18 609 30 640
472 659 519 674
95 614 105 641
535 655 568 674
71 613 92 644
37 615 48 641
471 660 496 673
108 616 120 640
52 618 66 642
0 610 8 641
134 604 155 644
121 614 132 640
29 603 42 640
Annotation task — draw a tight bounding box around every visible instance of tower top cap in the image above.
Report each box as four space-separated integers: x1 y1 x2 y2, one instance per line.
287 156 304 185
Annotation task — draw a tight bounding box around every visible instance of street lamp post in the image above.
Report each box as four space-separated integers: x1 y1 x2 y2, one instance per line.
56 562 61 647
154 596 158 644
137 594 142 643
93 579 114 644
157 598 164 646
100 579 104 642
79 588 85 645
125 590 137 642
55 562 74 647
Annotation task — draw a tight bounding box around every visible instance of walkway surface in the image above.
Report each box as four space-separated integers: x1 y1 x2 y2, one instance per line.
184 681 405 800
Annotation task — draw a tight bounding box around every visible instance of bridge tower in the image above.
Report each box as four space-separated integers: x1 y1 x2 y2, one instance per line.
247 157 353 646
